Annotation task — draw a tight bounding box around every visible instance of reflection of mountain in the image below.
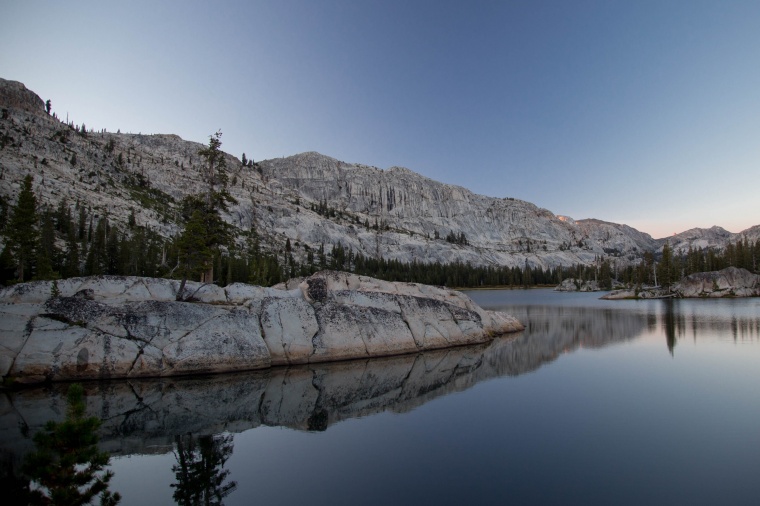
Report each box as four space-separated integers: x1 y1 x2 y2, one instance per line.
0 306 648 461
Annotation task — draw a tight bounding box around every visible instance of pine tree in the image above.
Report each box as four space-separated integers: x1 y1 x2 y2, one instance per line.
7 175 39 281
63 226 81 278
175 209 214 299
34 210 59 280
657 241 675 290
190 130 233 284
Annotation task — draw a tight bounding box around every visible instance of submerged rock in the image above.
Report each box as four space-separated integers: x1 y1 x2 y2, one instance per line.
0 272 523 384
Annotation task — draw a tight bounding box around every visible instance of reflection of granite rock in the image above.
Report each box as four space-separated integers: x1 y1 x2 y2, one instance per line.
0 272 523 383
475 305 649 377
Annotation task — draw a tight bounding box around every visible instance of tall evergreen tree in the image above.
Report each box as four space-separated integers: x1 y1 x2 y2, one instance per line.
7 175 39 281
657 241 675 290
175 209 214 299
34 210 59 280
173 131 234 290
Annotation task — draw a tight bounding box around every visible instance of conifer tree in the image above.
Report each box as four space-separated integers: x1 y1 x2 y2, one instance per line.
63 227 81 278
7 175 39 281
175 209 214 299
657 241 675 290
34 211 59 280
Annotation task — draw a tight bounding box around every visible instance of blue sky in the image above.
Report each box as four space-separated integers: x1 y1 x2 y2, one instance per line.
2 0 759 238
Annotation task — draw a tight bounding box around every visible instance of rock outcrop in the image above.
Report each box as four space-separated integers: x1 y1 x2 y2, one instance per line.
554 278 602 292
673 266 760 298
601 267 760 299
0 78 44 115
0 272 523 384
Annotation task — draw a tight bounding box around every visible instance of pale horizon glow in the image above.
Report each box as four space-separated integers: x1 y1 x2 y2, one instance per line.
2 0 759 240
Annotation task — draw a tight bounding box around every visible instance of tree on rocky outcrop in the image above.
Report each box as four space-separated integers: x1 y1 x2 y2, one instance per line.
198 130 231 209
45 99 51 115
7 174 39 281
175 208 214 298
173 131 235 291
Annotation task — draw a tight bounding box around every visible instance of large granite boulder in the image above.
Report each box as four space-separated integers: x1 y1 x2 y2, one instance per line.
673 267 760 298
0 272 523 384
601 267 760 299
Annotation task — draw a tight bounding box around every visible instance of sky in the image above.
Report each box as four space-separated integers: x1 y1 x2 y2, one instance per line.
2 0 759 239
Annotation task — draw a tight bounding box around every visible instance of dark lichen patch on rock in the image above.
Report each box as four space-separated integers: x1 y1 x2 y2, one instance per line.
306 277 328 302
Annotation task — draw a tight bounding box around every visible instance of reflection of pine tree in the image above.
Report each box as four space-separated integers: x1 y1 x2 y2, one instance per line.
22 384 120 505
171 433 237 506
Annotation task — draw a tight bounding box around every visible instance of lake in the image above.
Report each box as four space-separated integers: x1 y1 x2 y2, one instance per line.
2 289 760 505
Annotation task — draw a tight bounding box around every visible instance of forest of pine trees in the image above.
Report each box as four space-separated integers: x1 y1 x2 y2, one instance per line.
1 174 758 289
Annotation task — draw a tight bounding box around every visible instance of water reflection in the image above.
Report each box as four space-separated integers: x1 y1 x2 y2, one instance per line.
657 299 760 355
1 305 650 461
172 433 236 506
2 296 760 505
4 384 121 505
664 300 679 355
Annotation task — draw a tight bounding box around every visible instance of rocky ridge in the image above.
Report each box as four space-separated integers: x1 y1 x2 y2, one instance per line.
2 78 758 271
0 271 523 384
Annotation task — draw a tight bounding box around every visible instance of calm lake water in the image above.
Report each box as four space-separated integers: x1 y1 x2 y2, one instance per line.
2 289 760 505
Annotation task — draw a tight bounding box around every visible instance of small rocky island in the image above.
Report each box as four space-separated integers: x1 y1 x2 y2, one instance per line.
601 267 760 299
0 271 523 384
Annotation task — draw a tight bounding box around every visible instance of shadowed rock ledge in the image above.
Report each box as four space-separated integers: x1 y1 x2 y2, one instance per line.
0 271 523 384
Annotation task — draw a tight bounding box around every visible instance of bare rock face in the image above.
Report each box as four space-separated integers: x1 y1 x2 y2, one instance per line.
0 272 523 384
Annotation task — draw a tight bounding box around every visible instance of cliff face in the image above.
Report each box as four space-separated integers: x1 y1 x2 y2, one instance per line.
0 78 756 270
257 151 624 268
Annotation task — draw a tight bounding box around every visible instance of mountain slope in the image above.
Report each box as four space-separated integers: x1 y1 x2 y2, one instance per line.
1 78 756 271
